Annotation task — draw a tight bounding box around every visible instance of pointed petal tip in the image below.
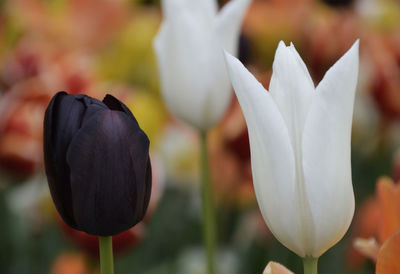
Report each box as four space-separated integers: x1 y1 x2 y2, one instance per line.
274 41 293 60
223 51 254 88
223 50 238 66
223 49 269 98
277 40 287 49
223 49 231 58
333 39 359 72
223 50 243 87
349 39 360 53
342 39 360 60
102 94 124 112
288 42 300 55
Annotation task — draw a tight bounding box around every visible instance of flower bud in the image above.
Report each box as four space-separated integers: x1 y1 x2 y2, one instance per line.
154 0 251 131
44 91 151 236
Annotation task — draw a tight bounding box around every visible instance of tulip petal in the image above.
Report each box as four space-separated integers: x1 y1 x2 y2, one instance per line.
66 110 151 236
376 177 400 243
269 41 315 149
103 94 139 126
376 229 400 274
214 0 250 55
268 42 317 255
161 0 217 22
224 52 305 255
154 5 218 129
44 92 86 229
263 262 294 274
302 40 359 256
353 237 379 262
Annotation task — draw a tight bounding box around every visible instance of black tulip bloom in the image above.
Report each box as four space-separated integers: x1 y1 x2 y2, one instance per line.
44 91 152 236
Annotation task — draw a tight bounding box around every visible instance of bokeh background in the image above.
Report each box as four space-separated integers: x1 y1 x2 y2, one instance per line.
0 0 399 273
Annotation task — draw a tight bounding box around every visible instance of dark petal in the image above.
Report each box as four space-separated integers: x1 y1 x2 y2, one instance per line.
66 110 151 236
76 95 108 127
44 91 85 228
103 94 125 112
137 157 152 221
77 94 107 110
103 94 139 126
130 132 152 224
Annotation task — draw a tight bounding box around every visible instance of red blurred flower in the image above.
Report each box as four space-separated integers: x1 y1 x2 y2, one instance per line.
368 35 400 120
209 100 255 206
0 79 51 177
58 215 144 257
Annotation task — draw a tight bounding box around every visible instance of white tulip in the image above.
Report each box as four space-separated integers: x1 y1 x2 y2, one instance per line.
154 0 250 131
224 41 359 258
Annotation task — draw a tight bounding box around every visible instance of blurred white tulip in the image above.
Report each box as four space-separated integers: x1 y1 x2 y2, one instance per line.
224 40 359 258
154 0 250 131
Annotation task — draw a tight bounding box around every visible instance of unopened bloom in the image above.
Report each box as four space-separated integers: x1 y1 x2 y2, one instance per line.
44 91 152 236
224 41 359 257
154 0 250 131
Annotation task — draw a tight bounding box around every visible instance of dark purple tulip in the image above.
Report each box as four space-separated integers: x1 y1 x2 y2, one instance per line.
44 91 152 236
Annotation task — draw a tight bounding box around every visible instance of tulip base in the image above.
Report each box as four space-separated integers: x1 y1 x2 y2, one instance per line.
200 131 216 274
303 257 318 274
99 236 114 274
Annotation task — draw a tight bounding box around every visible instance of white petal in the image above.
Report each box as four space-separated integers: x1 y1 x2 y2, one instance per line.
214 0 251 55
153 22 169 88
155 0 245 130
269 41 315 149
268 42 317 254
201 0 218 18
153 22 200 128
302 40 359 257
154 2 217 130
162 0 217 23
224 51 305 256
199 0 251 130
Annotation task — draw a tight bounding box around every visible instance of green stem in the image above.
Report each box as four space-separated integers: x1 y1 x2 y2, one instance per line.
200 131 216 274
99 236 114 274
303 257 318 274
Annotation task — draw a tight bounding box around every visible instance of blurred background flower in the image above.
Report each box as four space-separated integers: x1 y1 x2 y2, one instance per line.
0 0 399 273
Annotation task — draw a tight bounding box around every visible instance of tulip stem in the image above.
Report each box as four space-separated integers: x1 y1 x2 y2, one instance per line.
200 131 216 274
99 236 114 274
303 257 318 274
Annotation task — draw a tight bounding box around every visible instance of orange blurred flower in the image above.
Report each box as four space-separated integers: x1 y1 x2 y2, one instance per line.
376 177 400 243
349 177 400 269
376 229 400 274
50 252 94 274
